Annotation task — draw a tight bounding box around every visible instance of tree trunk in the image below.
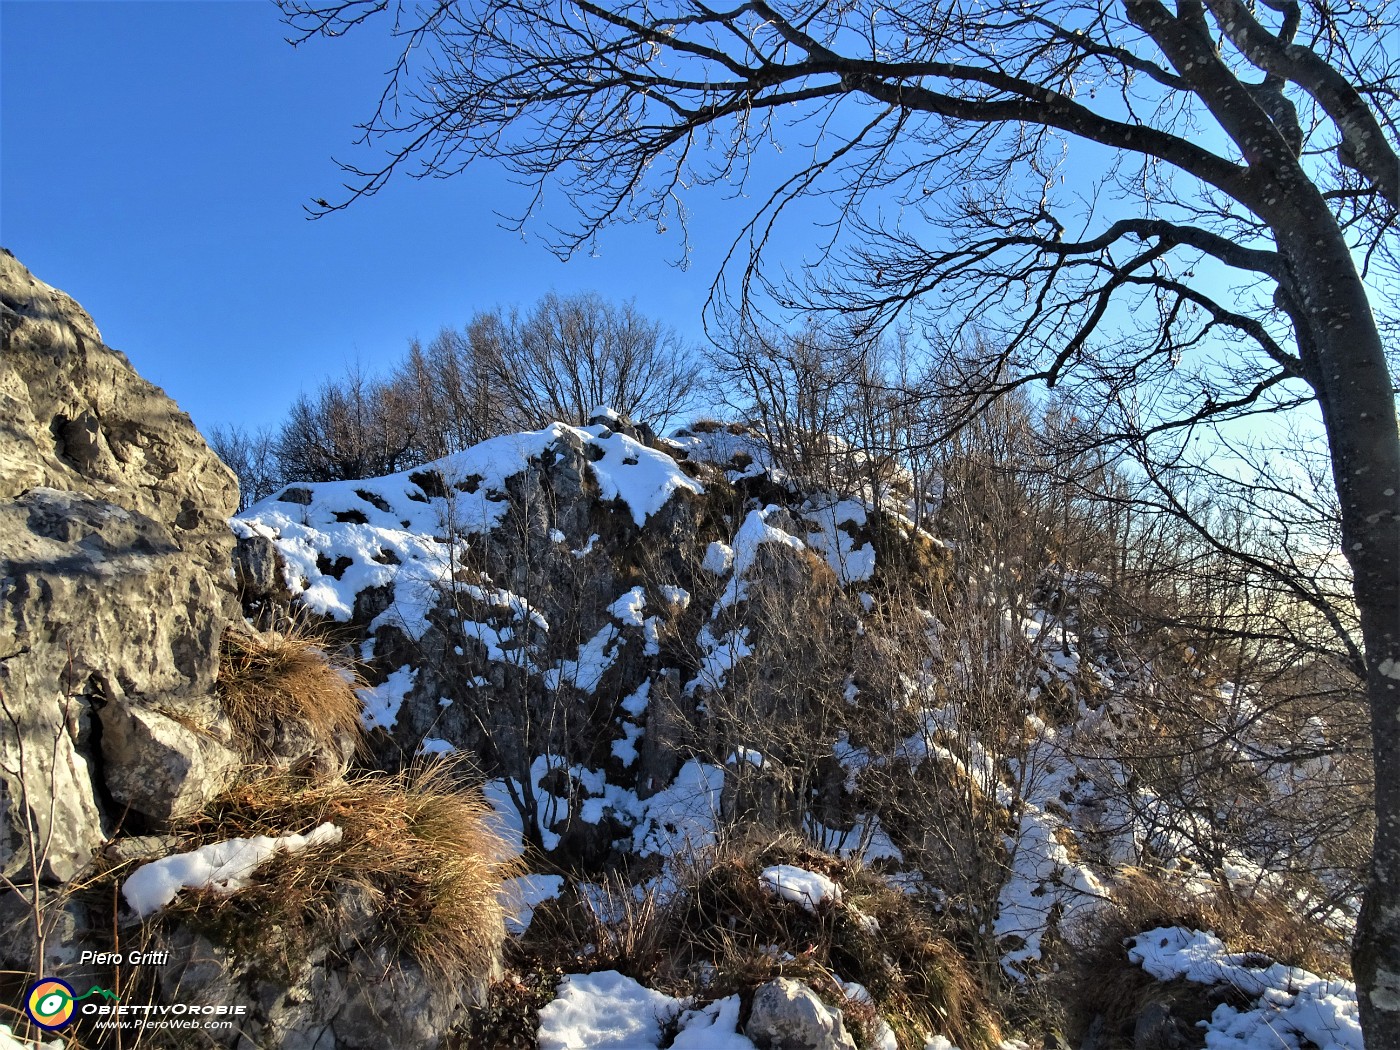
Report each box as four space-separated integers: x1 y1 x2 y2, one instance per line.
1279 217 1400 1047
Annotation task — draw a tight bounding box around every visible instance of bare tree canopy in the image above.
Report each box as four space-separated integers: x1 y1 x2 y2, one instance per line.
236 293 699 488
279 0 1400 1037
471 291 704 429
277 363 421 482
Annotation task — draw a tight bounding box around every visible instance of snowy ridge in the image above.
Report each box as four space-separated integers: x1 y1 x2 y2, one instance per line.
235 422 703 640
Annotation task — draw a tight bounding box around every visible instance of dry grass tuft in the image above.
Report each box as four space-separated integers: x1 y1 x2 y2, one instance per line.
217 626 364 767
1060 868 1351 1048
544 831 1002 1050
167 760 516 988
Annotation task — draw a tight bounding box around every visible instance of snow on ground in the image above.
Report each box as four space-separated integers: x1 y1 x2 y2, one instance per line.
670 996 755 1049
803 498 877 583
613 680 652 767
0 1025 64 1050
727 747 765 769
481 778 528 858
806 814 904 864
122 824 342 918
702 541 734 574
481 756 725 865
1128 927 1361 1050
659 584 691 609
609 587 648 626
669 425 776 483
537 971 760 1050
583 426 705 526
995 717 1109 978
714 506 806 612
612 720 645 767
537 971 681 1050
631 759 726 859
759 864 843 911
544 624 621 694
358 664 416 731
685 625 754 696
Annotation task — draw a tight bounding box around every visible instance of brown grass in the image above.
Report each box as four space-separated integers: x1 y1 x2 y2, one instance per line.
521 832 1004 1050
217 626 364 767
517 874 670 977
164 760 516 988
505 835 1003 1050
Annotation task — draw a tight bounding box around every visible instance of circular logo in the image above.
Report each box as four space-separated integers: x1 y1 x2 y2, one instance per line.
25 978 76 1030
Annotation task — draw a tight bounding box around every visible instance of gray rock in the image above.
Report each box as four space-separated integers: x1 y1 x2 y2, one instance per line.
722 751 796 828
232 528 293 607
0 885 90 972
745 978 858 1050
100 700 240 821
332 954 475 1050
0 251 239 881
1133 998 1196 1050
156 929 247 1048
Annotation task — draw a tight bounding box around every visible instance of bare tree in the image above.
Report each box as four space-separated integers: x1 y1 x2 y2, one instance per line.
276 363 420 482
208 423 282 511
279 0 1400 1035
713 323 899 501
395 329 507 461
470 292 705 430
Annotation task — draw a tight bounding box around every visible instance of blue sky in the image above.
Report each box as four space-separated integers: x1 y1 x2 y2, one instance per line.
1 0 746 434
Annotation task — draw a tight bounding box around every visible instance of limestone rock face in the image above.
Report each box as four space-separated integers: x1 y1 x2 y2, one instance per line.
99 700 240 821
0 250 240 880
745 978 858 1050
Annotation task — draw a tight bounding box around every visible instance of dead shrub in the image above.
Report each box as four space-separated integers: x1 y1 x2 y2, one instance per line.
516 875 670 979
217 626 363 767
161 760 516 989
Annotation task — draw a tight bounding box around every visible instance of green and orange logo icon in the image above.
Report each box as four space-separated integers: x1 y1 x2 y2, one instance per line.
25 978 76 1030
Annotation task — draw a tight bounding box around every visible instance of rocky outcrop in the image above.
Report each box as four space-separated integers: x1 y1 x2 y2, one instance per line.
0 254 514 1050
156 918 494 1050
231 413 912 869
0 249 240 880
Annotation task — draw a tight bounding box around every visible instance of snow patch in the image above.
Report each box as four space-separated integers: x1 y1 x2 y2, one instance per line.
536 971 682 1050
1128 927 1361 1050
609 587 647 627
504 873 566 934
358 665 416 731
759 864 842 912
123 824 342 918
672 996 755 1049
